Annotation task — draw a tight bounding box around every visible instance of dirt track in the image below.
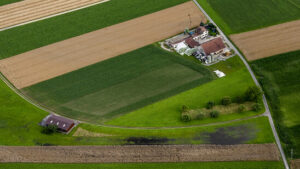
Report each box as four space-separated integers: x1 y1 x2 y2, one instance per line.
0 0 107 29
0 1 206 89
0 144 280 163
230 20 300 61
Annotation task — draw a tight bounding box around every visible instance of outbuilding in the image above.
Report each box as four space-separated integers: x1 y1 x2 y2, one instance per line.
201 37 226 56
40 114 75 133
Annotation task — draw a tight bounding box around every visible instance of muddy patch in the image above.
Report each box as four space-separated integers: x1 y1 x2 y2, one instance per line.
198 125 256 145
125 137 174 145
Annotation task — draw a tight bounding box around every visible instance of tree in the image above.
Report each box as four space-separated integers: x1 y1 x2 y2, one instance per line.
182 105 189 113
206 101 215 109
245 86 262 102
181 113 192 122
41 125 58 135
238 105 246 113
222 96 232 106
210 111 219 118
252 103 262 112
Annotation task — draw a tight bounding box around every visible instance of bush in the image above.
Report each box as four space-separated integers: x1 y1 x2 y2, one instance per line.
222 96 232 106
238 105 246 113
210 111 219 118
245 86 262 102
252 103 262 112
182 105 189 113
196 112 205 120
41 125 58 135
206 101 215 109
235 96 244 103
181 113 192 122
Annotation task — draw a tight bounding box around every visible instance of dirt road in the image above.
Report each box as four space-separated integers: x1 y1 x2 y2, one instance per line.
0 1 206 89
0 144 280 163
0 0 108 29
230 20 300 61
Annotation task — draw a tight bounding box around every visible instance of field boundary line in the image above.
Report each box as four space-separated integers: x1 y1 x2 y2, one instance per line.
191 0 289 168
0 0 111 32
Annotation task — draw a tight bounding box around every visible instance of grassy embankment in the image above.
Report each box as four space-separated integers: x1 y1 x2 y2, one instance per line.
197 0 300 34
0 0 189 59
0 162 284 169
251 50 300 158
22 45 213 124
106 56 264 127
0 0 21 6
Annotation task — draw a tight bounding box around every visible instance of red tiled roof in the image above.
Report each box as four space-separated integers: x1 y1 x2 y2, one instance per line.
185 37 200 48
202 37 225 55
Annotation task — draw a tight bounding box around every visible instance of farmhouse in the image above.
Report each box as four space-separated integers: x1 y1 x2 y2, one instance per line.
185 37 200 48
201 37 226 56
40 114 75 133
194 26 209 40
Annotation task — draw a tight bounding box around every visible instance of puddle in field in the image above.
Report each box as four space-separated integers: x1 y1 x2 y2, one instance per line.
197 125 256 145
125 137 174 145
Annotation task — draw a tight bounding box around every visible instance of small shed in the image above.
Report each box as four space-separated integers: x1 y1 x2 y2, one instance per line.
40 114 75 133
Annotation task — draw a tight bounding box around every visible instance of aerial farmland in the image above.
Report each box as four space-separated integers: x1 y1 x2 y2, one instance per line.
0 0 299 169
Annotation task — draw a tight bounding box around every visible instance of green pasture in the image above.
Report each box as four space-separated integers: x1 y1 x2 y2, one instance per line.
0 0 21 6
0 162 284 169
22 45 213 124
107 56 262 127
197 0 300 34
251 50 300 158
0 71 274 145
0 0 189 59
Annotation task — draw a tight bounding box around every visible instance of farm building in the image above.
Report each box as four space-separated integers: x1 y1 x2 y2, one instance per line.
40 114 75 133
201 37 226 56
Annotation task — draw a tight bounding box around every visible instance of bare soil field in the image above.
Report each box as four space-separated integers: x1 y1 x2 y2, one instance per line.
0 0 107 29
0 1 206 89
230 20 300 61
0 144 280 163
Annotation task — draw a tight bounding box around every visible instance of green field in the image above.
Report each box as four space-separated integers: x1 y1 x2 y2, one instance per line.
0 0 21 6
251 50 300 158
0 0 189 59
22 45 213 124
0 71 275 145
0 162 284 169
106 56 262 127
197 0 300 34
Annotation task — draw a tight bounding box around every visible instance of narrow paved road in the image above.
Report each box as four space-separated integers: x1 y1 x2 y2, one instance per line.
192 0 289 168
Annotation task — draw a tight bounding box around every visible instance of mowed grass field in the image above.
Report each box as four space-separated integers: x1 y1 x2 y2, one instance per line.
197 0 300 34
22 45 213 124
106 56 262 127
251 50 300 158
0 0 189 59
0 162 284 169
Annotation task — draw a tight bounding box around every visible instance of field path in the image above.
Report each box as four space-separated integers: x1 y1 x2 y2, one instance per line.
0 1 206 89
230 20 300 61
0 144 280 163
192 0 290 168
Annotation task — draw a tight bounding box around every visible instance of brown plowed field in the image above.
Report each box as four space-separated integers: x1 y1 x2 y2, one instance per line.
0 0 107 29
0 144 280 163
0 1 206 89
230 20 300 61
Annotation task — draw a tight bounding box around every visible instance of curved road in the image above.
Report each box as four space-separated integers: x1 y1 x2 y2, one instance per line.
192 0 289 168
